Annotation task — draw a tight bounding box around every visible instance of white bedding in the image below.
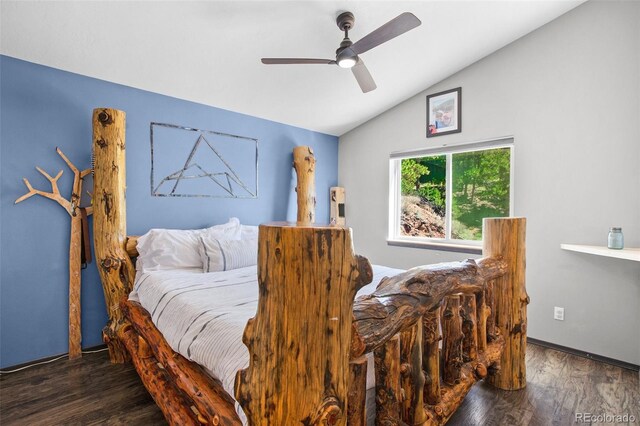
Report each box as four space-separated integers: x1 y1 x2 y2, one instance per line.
130 264 403 422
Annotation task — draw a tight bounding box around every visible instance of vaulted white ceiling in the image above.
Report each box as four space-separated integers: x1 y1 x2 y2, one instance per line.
1 1 584 136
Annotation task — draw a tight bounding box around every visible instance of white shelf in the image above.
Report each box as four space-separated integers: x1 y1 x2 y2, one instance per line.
560 244 640 262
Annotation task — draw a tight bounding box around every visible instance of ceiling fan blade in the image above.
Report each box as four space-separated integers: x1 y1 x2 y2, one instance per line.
352 58 377 93
351 12 421 55
261 58 336 65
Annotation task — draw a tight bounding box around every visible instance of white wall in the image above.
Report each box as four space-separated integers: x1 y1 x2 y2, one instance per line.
339 1 639 364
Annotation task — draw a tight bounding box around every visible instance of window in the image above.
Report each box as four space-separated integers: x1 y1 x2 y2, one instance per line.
389 139 513 249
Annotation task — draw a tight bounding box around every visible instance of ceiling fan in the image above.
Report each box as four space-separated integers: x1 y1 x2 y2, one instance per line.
261 11 421 93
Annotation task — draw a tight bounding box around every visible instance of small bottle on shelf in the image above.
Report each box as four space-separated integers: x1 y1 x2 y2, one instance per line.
607 227 624 250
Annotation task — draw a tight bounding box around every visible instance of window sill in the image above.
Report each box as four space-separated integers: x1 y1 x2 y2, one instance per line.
387 239 483 255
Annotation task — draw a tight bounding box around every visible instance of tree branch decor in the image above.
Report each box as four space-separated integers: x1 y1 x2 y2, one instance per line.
15 147 93 359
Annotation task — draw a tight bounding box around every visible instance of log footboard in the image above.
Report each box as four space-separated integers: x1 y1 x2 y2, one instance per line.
345 218 526 425
234 218 526 425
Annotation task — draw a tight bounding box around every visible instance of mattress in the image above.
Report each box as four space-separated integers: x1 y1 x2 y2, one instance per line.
130 264 403 422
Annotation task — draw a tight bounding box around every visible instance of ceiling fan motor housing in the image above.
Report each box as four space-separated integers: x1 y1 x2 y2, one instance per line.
336 38 354 55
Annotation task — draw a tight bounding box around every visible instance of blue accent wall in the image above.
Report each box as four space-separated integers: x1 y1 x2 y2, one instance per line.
0 55 338 368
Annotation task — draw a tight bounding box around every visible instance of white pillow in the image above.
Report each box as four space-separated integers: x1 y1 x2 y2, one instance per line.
199 238 258 273
240 224 259 240
136 218 241 272
201 218 243 241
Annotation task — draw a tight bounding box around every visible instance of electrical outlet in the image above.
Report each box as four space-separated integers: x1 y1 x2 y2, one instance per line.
554 306 565 321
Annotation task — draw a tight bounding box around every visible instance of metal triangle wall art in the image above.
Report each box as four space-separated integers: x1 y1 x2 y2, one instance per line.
151 122 258 198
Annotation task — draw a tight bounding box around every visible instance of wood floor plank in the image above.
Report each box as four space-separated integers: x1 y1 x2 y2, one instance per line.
1 343 637 425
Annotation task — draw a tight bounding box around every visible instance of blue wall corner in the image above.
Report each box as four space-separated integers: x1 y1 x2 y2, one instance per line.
0 55 338 368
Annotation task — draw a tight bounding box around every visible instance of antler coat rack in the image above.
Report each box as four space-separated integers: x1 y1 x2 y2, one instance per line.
15 147 93 360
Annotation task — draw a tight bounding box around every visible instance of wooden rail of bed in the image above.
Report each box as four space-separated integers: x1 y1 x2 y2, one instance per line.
93 108 527 426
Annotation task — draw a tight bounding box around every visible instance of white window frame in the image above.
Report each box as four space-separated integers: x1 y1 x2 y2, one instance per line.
388 137 514 252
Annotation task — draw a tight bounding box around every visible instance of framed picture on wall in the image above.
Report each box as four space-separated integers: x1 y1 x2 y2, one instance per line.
426 87 461 138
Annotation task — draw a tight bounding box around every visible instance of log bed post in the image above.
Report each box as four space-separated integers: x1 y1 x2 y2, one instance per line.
92 108 136 363
483 217 528 390
235 223 372 425
293 146 316 225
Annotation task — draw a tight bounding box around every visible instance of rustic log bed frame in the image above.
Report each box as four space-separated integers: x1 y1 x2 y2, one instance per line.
93 108 528 426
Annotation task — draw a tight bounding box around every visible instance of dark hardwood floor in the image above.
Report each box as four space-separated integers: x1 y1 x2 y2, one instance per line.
448 344 639 425
0 350 165 425
1 343 638 425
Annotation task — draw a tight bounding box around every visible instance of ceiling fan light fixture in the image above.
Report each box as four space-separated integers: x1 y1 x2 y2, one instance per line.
336 48 357 68
337 56 357 68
